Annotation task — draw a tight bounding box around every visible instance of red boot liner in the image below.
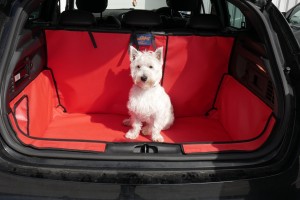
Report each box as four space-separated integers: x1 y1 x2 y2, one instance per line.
8 31 275 153
9 71 274 153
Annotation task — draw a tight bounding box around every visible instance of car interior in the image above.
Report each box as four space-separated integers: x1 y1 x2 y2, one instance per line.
6 0 277 155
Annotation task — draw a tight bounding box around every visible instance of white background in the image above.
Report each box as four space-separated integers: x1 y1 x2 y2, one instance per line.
60 0 300 13
273 0 300 12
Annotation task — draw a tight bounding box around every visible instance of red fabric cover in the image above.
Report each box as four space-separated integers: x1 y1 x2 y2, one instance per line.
9 31 274 153
183 117 276 153
45 30 167 115
163 36 234 117
8 71 106 152
8 114 106 152
43 114 231 143
9 71 275 153
182 76 274 153
9 71 59 135
10 108 274 153
214 76 272 140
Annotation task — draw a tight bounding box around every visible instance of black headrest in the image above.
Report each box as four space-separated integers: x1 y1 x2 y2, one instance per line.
166 0 198 11
155 7 182 18
59 10 96 26
122 10 162 28
76 0 107 13
188 15 222 30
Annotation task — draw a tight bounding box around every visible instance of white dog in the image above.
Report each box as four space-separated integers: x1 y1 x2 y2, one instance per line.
123 46 174 142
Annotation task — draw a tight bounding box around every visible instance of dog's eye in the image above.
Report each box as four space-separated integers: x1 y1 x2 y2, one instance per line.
149 66 153 69
137 65 140 69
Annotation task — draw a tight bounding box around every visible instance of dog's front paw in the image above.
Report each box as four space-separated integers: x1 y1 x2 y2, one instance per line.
125 130 139 140
152 134 164 142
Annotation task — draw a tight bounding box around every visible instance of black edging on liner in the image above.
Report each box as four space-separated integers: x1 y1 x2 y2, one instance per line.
11 111 108 154
188 113 275 145
12 111 109 144
12 95 29 135
10 97 275 153
16 137 104 154
185 114 276 154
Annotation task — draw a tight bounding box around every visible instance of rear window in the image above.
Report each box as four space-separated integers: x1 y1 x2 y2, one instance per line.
201 0 213 14
60 0 168 12
59 0 218 19
107 0 167 9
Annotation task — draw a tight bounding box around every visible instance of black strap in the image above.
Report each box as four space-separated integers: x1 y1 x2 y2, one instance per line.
151 34 156 50
129 31 140 50
46 68 67 112
160 35 168 86
88 31 97 48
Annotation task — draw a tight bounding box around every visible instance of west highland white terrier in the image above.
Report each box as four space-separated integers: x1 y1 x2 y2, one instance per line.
123 46 174 142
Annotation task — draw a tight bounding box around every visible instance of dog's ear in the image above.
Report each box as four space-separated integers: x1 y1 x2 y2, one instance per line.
130 46 139 62
155 47 163 64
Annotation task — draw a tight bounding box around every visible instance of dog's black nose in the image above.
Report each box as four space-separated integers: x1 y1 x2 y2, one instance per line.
141 75 148 82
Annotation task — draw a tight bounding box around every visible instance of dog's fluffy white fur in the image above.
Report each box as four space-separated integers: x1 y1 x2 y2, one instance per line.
123 46 174 142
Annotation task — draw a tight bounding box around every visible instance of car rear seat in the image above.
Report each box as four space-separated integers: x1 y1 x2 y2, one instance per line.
161 0 199 29
187 14 223 33
59 9 96 27
76 0 121 28
121 10 164 51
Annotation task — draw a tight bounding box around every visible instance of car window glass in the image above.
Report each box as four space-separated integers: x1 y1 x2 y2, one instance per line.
201 0 212 14
289 5 300 26
227 1 246 29
201 0 218 15
108 0 167 9
60 0 168 11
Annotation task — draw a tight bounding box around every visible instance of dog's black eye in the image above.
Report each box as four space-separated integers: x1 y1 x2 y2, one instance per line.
149 66 153 69
137 65 140 69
